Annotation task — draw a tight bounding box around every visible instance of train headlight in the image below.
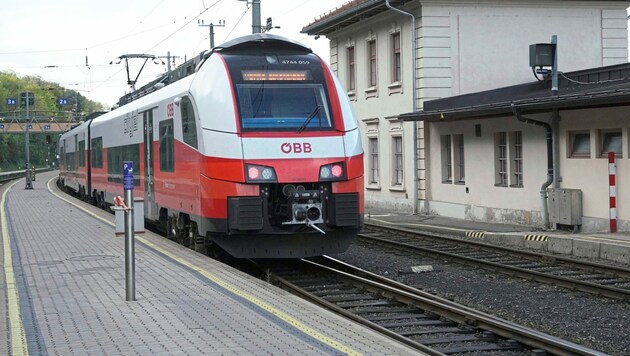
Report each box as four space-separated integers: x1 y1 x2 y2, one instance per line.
262 168 274 180
319 162 346 182
245 164 277 183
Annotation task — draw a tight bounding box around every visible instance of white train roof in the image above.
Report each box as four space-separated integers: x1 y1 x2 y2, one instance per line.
215 34 311 53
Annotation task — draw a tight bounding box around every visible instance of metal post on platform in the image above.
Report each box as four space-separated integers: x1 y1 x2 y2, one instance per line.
23 91 33 190
123 161 136 301
608 152 617 233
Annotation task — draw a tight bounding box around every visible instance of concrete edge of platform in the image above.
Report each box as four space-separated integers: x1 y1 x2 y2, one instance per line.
483 233 630 265
367 219 630 265
40 176 423 356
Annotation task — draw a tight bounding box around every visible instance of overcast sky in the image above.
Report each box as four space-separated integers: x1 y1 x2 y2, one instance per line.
0 0 342 107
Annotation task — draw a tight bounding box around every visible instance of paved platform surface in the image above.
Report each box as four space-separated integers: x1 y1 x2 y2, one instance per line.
1 171 421 356
365 210 630 266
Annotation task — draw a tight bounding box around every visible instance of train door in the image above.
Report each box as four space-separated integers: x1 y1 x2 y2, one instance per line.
143 109 157 219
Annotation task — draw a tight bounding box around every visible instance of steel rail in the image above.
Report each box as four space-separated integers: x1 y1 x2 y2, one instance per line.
0 168 54 184
269 258 604 356
361 223 630 301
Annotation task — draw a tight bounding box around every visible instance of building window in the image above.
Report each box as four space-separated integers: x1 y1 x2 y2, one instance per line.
391 32 401 83
441 135 452 182
159 119 174 172
495 131 523 187
367 40 377 88
347 46 355 92
441 134 465 184
495 132 508 186
368 137 379 184
511 131 523 187
392 136 403 185
569 131 590 158
599 130 622 158
454 134 465 183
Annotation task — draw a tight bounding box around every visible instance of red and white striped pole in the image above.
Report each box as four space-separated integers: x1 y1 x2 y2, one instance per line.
609 152 617 233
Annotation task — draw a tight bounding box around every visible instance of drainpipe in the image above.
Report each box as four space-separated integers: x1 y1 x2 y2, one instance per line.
511 104 553 229
385 0 418 214
551 109 560 188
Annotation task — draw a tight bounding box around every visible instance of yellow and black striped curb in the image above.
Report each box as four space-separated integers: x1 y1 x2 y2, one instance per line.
465 231 485 238
525 234 548 242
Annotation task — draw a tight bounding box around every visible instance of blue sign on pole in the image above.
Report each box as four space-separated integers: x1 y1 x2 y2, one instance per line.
6 98 16 106
44 124 51 130
57 98 68 105
0 124 4 129
123 161 134 190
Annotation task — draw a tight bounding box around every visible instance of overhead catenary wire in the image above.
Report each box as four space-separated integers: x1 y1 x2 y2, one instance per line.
144 0 223 53
223 6 251 43
92 0 223 93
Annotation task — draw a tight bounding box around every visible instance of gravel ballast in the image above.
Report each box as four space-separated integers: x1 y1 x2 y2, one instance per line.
331 243 630 355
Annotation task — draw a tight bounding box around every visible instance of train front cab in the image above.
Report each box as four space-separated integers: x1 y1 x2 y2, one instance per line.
195 36 364 258
58 121 90 198
222 163 365 258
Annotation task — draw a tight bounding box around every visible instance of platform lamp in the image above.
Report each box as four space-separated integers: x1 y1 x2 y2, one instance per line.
530 35 558 95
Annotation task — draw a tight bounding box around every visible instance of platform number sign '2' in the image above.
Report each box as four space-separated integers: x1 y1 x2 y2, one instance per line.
167 103 175 118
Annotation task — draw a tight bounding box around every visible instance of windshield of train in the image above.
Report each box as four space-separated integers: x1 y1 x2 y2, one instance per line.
223 52 334 132
237 83 331 130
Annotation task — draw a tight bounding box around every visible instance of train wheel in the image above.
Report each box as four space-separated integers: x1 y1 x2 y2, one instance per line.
98 193 106 210
178 215 191 247
191 223 206 254
166 216 179 241
80 186 88 202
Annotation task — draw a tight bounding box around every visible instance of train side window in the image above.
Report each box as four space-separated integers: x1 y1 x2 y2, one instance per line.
78 140 85 167
91 137 103 168
181 96 198 149
72 134 78 171
159 119 174 172
106 144 140 183
107 146 120 180
60 140 65 165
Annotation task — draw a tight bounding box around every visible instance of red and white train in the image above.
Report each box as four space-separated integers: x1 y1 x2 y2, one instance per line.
58 34 364 258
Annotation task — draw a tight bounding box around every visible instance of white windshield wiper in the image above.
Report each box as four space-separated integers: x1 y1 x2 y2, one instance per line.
296 105 321 134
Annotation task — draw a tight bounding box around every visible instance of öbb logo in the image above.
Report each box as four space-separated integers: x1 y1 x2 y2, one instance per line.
281 142 312 154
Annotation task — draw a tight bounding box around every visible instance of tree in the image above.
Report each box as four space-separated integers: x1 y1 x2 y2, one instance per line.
0 71 106 170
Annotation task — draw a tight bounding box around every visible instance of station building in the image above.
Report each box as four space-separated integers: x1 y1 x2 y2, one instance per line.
302 0 629 231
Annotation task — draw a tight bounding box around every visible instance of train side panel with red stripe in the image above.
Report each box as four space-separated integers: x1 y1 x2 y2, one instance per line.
59 34 363 258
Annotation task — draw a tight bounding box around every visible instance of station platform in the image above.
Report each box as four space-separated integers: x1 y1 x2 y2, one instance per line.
365 209 630 266
1 171 421 356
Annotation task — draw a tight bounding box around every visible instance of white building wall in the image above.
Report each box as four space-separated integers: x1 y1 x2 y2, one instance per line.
429 117 549 225
322 0 628 218
421 1 628 227
330 7 419 213
420 1 628 98
559 106 630 232
602 9 630 66
429 105 630 232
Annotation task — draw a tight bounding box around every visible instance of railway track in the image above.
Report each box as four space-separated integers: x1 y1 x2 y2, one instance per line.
265 256 604 355
0 168 55 184
360 223 630 301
